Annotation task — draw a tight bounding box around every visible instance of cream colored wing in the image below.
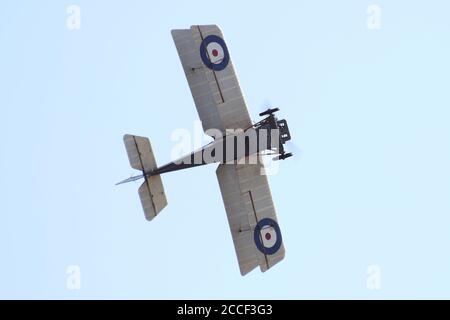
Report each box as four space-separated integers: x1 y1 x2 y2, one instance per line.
171 25 253 136
216 159 285 275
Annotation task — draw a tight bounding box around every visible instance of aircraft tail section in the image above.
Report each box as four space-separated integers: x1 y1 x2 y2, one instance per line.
123 134 167 220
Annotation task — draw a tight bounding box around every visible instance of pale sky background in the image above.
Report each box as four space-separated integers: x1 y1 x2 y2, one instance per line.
1 1 449 299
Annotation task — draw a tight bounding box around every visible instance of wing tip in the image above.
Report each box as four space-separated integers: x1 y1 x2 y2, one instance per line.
239 265 257 277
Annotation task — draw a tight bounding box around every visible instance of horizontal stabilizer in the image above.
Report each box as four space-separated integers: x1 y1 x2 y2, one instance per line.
123 134 167 220
139 176 167 220
124 134 156 172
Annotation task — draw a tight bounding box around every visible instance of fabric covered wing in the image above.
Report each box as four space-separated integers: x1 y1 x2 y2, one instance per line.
171 25 253 136
216 160 285 275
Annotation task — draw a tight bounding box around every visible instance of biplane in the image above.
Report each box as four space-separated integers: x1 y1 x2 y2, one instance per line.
118 25 292 275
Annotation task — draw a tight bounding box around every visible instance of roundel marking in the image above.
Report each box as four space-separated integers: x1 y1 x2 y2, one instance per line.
254 218 283 255
199 35 230 71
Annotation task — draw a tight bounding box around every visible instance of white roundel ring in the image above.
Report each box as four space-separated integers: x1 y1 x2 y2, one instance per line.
199 35 230 71
254 218 283 255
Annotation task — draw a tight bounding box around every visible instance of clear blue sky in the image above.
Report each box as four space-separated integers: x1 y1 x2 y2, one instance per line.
1 0 449 299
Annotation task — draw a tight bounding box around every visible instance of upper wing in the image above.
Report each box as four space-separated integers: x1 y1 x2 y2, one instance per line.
216 158 285 275
171 25 253 136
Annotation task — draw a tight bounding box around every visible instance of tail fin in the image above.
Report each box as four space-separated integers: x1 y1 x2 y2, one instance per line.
123 134 168 220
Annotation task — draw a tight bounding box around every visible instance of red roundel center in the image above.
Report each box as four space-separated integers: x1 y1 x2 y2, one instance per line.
265 233 272 241
212 49 219 57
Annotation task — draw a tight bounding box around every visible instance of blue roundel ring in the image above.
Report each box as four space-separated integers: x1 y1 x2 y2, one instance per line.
199 35 230 71
254 218 283 255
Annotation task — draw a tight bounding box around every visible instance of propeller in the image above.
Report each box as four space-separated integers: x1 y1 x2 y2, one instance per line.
286 140 301 156
259 98 273 112
271 141 302 162
254 98 276 117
